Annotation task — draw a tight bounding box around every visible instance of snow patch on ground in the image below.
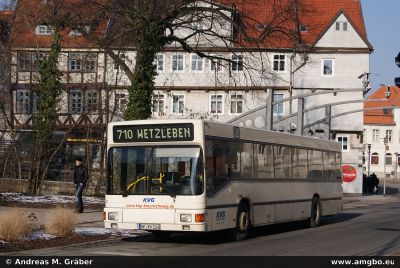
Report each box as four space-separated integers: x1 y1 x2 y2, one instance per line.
27 230 57 241
1 192 104 205
75 227 141 237
0 228 142 243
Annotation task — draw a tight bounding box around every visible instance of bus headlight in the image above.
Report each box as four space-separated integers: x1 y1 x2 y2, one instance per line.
180 214 192 222
108 212 119 221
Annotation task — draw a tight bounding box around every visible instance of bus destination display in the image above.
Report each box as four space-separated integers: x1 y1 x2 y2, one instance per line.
113 123 194 142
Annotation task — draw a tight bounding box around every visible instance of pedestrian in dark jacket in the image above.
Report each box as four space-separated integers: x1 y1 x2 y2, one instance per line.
371 173 379 195
74 157 88 213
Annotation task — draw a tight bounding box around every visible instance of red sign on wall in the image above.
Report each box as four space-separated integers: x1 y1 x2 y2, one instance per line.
342 165 357 183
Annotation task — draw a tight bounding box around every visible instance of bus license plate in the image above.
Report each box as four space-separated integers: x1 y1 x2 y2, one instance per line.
138 224 160 230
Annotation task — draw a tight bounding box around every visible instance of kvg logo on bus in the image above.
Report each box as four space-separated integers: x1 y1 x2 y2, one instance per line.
216 210 226 221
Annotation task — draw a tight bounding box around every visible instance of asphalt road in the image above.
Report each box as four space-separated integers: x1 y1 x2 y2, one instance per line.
10 197 400 256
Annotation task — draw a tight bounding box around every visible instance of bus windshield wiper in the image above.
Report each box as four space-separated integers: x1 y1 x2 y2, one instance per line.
163 186 176 199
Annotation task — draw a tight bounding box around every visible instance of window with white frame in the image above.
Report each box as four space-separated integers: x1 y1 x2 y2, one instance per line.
114 93 127 114
337 136 349 152
230 94 243 114
17 51 47 71
343 22 348 31
322 59 334 76
69 89 99 114
273 54 286 71
335 21 348 31
231 54 243 71
69 89 84 113
172 54 184 72
372 129 380 143
32 52 47 70
210 94 223 114
69 30 82 36
210 55 223 72
68 53 97 71
386 130 393 143
335 22 340 31
273 93 284 116
153 54 164 72
85 91 99 113
17 52 31 71
152 94 165 115
172 94 184 114
69 26 90 36
16 90 35 113
191 54 203 72
386 153 392 166
35 25 53 35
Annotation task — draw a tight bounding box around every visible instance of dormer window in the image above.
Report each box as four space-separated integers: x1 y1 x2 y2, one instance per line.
35 25 53 35
69 26 91 37
255 23 267 31
70 30 81 36
299 24 308 32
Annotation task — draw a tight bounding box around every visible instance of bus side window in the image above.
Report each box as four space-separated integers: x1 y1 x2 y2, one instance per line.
309 150 323 180
205 139 230 194
255 144 274 179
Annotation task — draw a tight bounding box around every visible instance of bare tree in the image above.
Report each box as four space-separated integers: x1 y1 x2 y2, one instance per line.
49 0 306 120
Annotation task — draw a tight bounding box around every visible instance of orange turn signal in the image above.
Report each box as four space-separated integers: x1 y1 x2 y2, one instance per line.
102 212 106 221
195 213 205 222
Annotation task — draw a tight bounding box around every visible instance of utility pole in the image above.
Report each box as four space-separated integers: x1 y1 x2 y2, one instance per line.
265 90 273 131
395 152 398 181
367 144 371 178
383 137 388 196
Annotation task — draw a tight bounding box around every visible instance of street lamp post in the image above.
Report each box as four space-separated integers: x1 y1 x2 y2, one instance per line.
367 144 371 178
383 137 388 196
395 152 399 181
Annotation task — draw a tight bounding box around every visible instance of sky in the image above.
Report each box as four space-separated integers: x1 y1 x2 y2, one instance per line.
361 0 400 92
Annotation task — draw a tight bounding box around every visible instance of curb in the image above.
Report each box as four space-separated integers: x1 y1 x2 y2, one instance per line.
2 233 149 256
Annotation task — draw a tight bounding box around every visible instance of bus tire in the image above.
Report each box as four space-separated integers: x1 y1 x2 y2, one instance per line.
309 197 321 228
232 203 251 241
151 231 171 241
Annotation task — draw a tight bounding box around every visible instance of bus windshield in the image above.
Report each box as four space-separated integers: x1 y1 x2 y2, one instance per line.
108 146 204 196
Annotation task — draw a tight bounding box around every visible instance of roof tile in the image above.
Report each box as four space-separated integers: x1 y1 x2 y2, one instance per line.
364 86 400 126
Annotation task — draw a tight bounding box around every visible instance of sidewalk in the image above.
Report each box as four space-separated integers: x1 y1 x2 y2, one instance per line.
0 206 104 228
343 181 400 209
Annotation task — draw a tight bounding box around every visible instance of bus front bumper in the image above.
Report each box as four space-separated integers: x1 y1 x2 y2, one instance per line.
104 221 207 232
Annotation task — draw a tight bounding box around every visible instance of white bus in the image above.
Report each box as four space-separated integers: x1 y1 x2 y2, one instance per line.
104 119 342 240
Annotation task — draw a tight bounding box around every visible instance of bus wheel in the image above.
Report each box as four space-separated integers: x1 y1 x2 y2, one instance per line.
232 204 251 241
151 231 171 241
309 197 321 228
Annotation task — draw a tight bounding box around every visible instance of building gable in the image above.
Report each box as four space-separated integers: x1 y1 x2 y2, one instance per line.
314 12 370 49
